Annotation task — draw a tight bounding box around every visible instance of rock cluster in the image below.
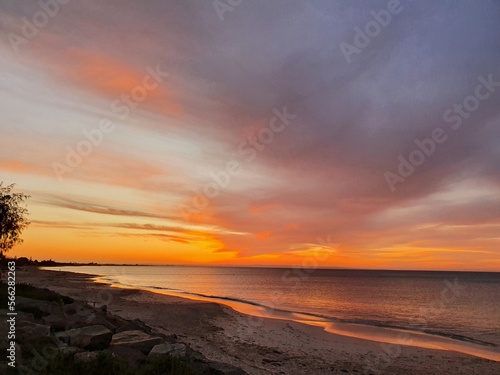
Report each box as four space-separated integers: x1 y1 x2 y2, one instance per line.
1 297 247 374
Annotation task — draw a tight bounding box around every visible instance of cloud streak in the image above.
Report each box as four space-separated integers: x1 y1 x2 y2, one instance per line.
1 0 499 269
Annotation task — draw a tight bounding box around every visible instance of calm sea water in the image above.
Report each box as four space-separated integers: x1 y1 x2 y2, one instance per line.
54 266 500 347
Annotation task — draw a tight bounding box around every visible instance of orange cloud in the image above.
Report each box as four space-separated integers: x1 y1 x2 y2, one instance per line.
28 44 182 117
75 51 146 95
256 231 272 239
0 160 39 174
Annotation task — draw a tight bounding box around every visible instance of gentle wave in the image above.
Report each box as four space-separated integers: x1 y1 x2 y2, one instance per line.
97 275 497 348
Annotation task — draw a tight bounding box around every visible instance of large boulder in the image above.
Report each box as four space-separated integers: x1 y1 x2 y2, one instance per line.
59 346 82 354
62 301 90 316
43 313 117 332
148 343 186 359
55 325 112 350
17 321 50 339
43 314 74 330
17 311 35 322
115 319 152 333
110 330 162 354
105 313 129 329
0 309 34 341
17 297 62 316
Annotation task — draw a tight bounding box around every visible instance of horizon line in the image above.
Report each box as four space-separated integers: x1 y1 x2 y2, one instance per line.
27 260 500 273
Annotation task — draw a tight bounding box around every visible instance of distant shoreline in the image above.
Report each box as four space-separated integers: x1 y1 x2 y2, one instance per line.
5 258 499 273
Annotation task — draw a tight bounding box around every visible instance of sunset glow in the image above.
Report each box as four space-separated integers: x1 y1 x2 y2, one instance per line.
1 1 500 271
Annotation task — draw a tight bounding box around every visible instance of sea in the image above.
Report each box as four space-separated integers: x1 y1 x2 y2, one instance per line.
50 266 500 359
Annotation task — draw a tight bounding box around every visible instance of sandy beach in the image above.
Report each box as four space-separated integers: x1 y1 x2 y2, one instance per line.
12 267 498 375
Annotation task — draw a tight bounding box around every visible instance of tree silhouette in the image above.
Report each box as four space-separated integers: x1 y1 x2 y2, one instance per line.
0 183 30 256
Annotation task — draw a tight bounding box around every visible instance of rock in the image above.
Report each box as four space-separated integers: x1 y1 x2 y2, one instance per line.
148 343 186 359
42 314 69 329
49 332 69 349
62 301 105 320
105 313 129 328
185 358 212 375
15 311 35 322
90 315 118 331
74 351 100 363
115 319 152 333
20 312 35 322
0 309 34 323
59 346 82 354
107 346 146 368
43 313 117 332
55 325 112 350
17 297 62 316
15 343 22 361
110 330 162 354
62 304 77 315
100 305 107 312
182 351 248 375
17 321 50 339
208 362 249 375
57 342 68 349
190 350 208 362
43 303 116 333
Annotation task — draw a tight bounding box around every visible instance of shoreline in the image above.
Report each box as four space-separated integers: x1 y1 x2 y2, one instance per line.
49 266 500 362
20 267 500 374
121 285 500 362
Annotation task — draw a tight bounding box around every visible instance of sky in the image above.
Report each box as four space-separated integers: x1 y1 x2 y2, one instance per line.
0 0 499 270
